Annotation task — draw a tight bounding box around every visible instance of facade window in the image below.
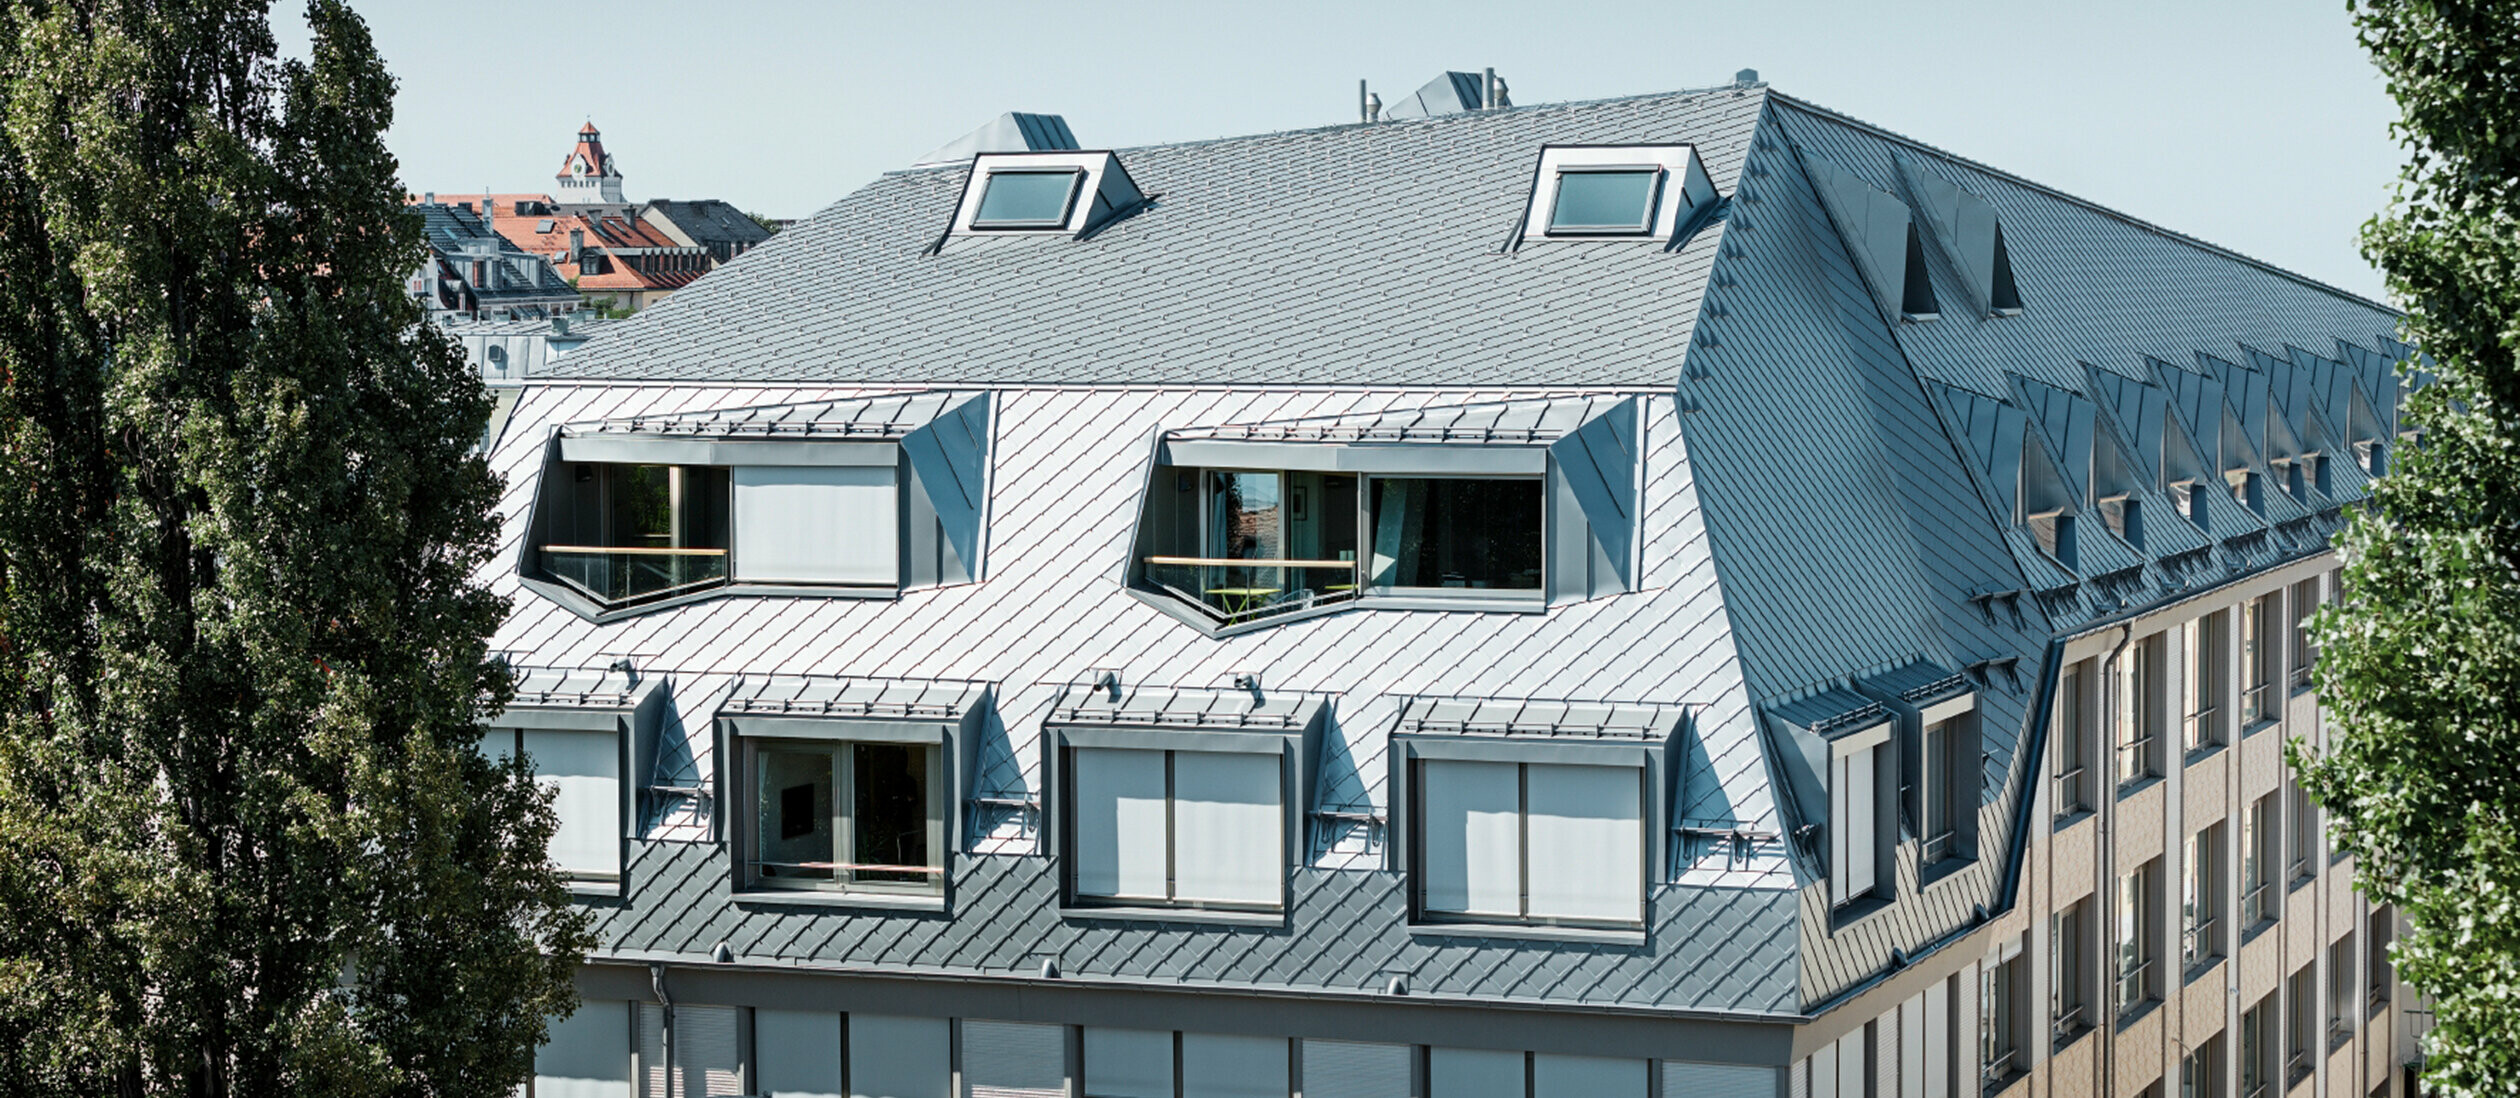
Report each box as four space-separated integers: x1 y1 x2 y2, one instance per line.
2113 635 2162 787
743 738 945 897
971 168 1085 229
540 463 732 607
2286 965 2316 1084
1829 731 1893 911
2242 993 2277 1098
2368 908 2394 1012
1922 714 1963 865
2181 1032 2223 1098
2183 825 2223 972
2119 860 2160 1015
2289 577 2322 689
2328 936 2356 1047
1982 950 2026 1092
1417 759 1644 927
1369 477 1544 592
480 727 621 884
2242 794 2277 929
2053 896 2095 1039
2183 611 2225 754
2287 781 2318 884
2241 593 2277 725
2054 660 2093 820
1073 747 1285 910
1547 168 1662 235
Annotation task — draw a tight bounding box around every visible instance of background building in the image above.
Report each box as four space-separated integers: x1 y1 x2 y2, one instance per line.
407 198 580 323
477 73 2420 1098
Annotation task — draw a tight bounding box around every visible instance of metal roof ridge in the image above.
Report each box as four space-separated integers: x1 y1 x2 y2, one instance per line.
1766 92 2400 316
876 83 1768 178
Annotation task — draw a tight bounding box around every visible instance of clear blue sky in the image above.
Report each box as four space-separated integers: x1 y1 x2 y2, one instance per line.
287 0 2402 301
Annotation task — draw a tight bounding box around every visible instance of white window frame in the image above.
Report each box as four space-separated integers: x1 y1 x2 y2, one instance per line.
1829 720 1894 912
1065 745 1289 913
948 150 1139 237
738 735 948 898
1410 757 1649 929
1521 144 1716 243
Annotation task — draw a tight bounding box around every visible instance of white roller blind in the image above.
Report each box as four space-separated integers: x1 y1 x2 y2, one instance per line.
755 1008 844 1098
1899 992 1924 1098
1172 751 1283 905
1179 1033 1286 1098
1421 760 1520 917
536 999 630 1098
522 728 620 878
1302 1040 1410 1098
1524 764 1642 922
1809 1045 1837 1098
636 1004 741 1098
1834 1032 1865 1098
1662 1061 1775 1098
1430 1048 1522 1098
963 1020 1066 1098
1082 1027 1172 1098
1837 747 1877 901
1074 749 1168 900
1923 979 1950 1098
480 728 516 764
734 465 897 585
849 1014 949 1098
1532 1053 1646 1098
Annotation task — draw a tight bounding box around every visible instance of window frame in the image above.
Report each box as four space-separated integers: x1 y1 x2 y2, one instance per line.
483 675 661 898
945 150 1143 239
2052 896 2095 1042
1826 719 1897 915
718 703 976 910
1407 756 1652 930
2240 593 2278 727
2183 611 2227 755
1064 743 1290 914
2288 577 2322 691
1519 143 1716 245
2054 659 2096 822
735 734 949 900
1360 472 1549 600
2241 794 2278 931
967 167 1088 231
1543 165 1666 237
2113 634 2165 789
2118 860 2161 1017
1982 945 2028 1093
1391 722 1671 939
2182 824 2224 975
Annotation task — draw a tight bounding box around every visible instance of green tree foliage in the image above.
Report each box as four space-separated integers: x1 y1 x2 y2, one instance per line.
0 2 591 1095
2301 3 2520 1094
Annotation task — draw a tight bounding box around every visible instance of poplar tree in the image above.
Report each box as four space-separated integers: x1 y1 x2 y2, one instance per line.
2302 2 2520 1094
0 2 590 1095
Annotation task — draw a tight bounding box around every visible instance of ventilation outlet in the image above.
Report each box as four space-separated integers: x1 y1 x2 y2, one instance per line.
1801 150 1934 326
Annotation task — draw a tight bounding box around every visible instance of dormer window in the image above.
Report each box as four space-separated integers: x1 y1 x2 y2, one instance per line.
970 168 1085 230
947 151 1142 239
1520 145 1716 245
1546 168 1662 236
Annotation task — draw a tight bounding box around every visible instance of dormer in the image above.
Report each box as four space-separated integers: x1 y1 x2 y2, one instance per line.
1895 153 2024 318
1517 144 1717 244
946 151 1143 239
519 391 992 621
1801 149 1939 322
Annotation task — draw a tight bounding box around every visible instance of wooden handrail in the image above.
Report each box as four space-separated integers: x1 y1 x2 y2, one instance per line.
1142 555 1356 569
541 545 729 557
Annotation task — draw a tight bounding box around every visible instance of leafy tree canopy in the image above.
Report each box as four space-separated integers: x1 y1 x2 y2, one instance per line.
2304 2 2520 1094
0 2 590 1095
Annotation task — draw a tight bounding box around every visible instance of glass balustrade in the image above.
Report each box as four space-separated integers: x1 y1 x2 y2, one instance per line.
1141 556 1362 624
542 545 730 606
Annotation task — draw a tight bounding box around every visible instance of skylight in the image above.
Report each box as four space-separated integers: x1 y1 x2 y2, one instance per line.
971 169 1084 230
1546 168 1661 236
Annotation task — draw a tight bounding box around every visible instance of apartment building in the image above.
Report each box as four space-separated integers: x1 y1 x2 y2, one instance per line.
484 73 2420 1098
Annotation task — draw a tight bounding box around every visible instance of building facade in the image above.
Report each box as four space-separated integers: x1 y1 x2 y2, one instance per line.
408 198 581 322
481 76 2420 1098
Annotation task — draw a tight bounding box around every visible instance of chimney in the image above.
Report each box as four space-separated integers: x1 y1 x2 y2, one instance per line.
1735 68 1760 87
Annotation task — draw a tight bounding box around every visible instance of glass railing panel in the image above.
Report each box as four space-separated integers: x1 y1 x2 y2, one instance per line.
1142 557 1362 625
541 545 730 606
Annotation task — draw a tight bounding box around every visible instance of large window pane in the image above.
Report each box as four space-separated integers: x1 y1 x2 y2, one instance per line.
1180 1033 1287 1098
1172 751 1283 905
754 1009 843 1098
1368 478 1543 591
851 743 931 886
974 169 1083 228
537 999 630 1098
1074 748 1169 900
521 728 620 879
1430 1049 1523 1098
1207 472 1283 562
732 465 896 585
1420 759 1521 917
1083 1028 1173 1098
1549 169 1659 234
1524 764 1642 922
757 747 835 884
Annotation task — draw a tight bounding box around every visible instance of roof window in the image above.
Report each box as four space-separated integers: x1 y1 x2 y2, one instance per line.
970 168 1085 230
1802 150 1938 322
1519 145 1716 245
946 151 1143 240
1894 152 2024 318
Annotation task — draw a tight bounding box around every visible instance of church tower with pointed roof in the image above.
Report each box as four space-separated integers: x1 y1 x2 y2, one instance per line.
557 121 623 205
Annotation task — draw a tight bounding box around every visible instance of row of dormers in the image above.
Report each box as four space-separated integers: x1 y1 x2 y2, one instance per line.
935 143 1720 250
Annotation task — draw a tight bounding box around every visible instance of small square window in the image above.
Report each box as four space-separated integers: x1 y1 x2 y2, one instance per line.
971 169 1085 229
1546 168 1661 235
